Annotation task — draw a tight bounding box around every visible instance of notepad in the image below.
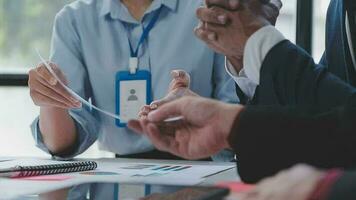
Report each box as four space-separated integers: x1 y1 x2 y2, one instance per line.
0 160 97 178
19 175 72 181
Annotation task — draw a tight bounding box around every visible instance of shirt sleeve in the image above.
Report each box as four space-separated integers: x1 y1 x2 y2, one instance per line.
325 170 356 200
30 8 100 159
307 169 343 200
225 60 258 100
225 25 286 98
227 93 356 183
210 53 239 162
211 53 240 103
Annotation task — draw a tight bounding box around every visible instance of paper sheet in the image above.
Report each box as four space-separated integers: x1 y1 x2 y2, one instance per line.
36 50 122 120
0 159 13 163
35 50 184 123
19 175 72 181
0 159 236 199
99 162 235 181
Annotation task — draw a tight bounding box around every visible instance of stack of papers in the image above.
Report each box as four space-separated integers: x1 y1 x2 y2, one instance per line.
0 158 236 199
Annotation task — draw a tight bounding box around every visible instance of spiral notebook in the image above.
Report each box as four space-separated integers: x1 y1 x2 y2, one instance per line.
0 161 97 178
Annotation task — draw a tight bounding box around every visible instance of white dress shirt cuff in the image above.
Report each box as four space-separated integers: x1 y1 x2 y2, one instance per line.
225 60 258 99
225 25 286 99
243 25 286 84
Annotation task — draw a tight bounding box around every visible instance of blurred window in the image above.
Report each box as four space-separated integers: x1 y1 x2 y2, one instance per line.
0 0 109 158
276 0 297 43
312 0 329 61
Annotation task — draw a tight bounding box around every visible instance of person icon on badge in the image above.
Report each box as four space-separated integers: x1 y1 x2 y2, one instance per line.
128 89 138 101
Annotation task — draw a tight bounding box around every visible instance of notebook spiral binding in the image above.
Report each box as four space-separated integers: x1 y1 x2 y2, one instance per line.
13 161 97 178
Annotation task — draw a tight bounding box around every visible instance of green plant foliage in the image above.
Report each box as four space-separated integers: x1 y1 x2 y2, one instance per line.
0 0 72 69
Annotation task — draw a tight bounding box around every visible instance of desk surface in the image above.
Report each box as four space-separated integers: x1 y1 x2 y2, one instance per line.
0 157 239 199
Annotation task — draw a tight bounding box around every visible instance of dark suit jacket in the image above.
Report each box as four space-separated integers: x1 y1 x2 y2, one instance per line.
328 171 356 200
229 40 356 183
236 0 356 105
228 1 356 198
320 0 356 87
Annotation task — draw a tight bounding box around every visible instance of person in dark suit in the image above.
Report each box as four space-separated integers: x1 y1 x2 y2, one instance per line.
189 0 356 180
128 47 356 181
130 93 356 199
129 94 356 200
127 0 356 199
194 0 356 109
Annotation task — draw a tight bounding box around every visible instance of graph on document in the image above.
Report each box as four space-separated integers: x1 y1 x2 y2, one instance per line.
119 164 193 177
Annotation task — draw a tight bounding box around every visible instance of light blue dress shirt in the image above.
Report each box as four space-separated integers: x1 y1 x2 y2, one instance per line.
31 0 238 159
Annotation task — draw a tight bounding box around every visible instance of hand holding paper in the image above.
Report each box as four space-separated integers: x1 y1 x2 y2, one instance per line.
35 50 122 120
28 58 81 109
34 50 186 122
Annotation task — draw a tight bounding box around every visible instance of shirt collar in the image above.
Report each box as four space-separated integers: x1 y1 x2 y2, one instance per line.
161 0 178 11
100 0 178 20
100 0 112 17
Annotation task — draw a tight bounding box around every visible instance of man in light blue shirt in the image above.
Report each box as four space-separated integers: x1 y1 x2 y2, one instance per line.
27 0 239 197
30 0 237 160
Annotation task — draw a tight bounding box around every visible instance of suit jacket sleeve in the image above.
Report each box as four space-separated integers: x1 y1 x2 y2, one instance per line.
229 40 356 183
235 83 250 105
251 41 355 109
327 171 356 200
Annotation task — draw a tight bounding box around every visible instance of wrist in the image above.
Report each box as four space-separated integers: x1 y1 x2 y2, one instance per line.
221 104 245 149
40 107 70 129
39 107 76 153
41 106 68 113
227 55 243 73
245 17 271 38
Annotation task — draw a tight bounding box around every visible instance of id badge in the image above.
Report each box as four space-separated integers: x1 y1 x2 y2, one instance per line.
115 70 152 127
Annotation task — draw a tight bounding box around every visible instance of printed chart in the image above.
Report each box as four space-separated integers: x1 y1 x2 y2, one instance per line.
119 164 193 177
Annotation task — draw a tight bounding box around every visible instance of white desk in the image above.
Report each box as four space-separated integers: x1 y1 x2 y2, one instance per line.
0 157 239 199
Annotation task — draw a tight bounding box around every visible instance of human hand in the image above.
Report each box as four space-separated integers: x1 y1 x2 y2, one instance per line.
138 70 198 119
128 96 244 160
141 188 218 200
239 164 325 200
28 62 81 109
202 0 282 25
195 0 282 71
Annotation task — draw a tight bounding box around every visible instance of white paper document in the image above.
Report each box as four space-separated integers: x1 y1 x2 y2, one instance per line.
36 50 122 120
0 158 236 199
36 50 184 123
110 162 234 179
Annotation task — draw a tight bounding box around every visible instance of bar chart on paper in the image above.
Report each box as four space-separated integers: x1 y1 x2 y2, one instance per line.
0 159 237 199
119 164 194 177
109 162 235 181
